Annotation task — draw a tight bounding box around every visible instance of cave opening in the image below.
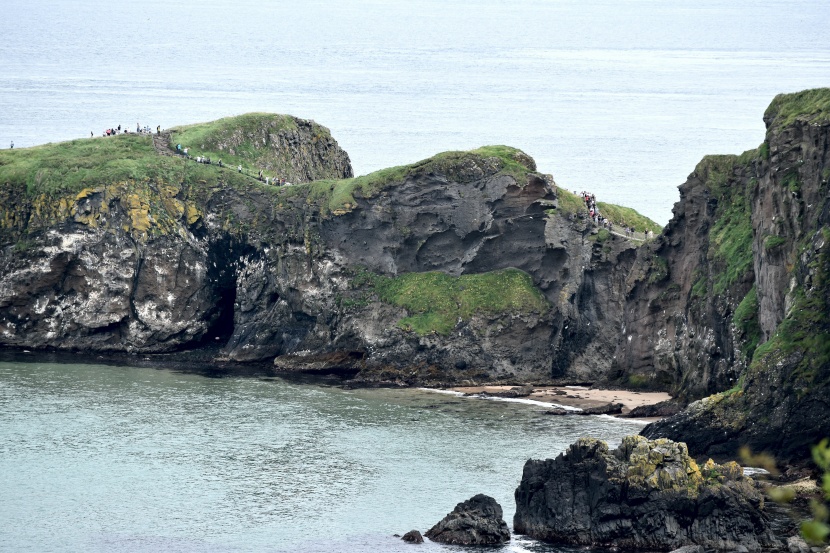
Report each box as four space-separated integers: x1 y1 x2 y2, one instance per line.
204 284 237 344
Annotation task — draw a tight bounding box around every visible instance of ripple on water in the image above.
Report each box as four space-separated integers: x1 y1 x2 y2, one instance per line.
0 361 644 552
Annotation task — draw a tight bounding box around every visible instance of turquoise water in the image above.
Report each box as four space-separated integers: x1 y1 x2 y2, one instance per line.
0 360 647 552
2 0 829 224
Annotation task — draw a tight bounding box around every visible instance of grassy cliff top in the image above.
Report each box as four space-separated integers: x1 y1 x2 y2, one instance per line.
764 88 830 129
287 145 537 215
0 133 254 197
553 189 662 234
168 113 324 173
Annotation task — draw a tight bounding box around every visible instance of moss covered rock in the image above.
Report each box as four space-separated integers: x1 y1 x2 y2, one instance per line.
514 436 782 551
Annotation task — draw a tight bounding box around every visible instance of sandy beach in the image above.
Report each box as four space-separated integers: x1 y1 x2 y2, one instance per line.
450 385 673 418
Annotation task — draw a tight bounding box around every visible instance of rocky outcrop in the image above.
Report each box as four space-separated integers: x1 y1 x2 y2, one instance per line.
514 436 784 551
0 135 642 384
400 530 424 544
169 113 353 184
424 494 510 545
638 89 830 463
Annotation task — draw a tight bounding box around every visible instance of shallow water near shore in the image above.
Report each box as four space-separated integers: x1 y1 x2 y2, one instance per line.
0 360 647 552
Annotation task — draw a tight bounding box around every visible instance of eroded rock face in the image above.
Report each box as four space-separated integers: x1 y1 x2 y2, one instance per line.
424 494 510 545
638 92 830 463
514 436 783 551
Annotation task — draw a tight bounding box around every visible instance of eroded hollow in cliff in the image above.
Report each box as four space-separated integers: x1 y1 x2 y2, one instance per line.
201 236 250 346
204 285 237 344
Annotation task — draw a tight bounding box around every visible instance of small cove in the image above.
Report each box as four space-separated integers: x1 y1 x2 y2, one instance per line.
0 359 647 552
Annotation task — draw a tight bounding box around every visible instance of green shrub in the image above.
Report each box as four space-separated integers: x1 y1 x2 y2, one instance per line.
764 234 787 251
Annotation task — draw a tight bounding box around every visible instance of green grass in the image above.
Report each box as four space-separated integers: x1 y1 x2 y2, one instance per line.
750 228 830 387
782 170 801 193
0 134 259 199
733 286 761 361
168 113 301 173
294 145 536 215
554 189 586 213
765 88 830 129
595 202 662 234
591 228 611 243
550 189 662 234
648 255 669 284
764 234 787 251
696 155 754 296
353 268 550 335
690 270 708 299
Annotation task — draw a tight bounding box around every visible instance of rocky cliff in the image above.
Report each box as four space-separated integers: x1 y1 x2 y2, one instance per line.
0 120 648 385
630 89 830 463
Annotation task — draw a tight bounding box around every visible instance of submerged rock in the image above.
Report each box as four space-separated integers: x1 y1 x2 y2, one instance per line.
514 435 783 551
424 494 510 545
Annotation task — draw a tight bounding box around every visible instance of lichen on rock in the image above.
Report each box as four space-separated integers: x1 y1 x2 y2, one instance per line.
514 435 782 551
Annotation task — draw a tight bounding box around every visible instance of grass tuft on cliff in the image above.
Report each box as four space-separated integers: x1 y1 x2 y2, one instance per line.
765 88 830 129
294 145 536 215
353 268 550 335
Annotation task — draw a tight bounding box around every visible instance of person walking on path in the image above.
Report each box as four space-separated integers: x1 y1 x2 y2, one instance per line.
157 125 161 135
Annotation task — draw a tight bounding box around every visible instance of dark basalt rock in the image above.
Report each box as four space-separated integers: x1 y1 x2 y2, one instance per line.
578 402 624 415
543 402 623 416
401 530 423 544
480 385 535 398
424 494 510 545
514 435 783 551
622 399 684 418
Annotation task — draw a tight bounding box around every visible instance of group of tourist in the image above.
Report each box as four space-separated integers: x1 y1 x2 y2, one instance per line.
172 143 291 187
577 190 643 239
96 123 160 138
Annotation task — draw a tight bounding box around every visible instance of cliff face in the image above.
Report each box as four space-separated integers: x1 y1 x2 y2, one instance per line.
611 153 757 399
0 130 641 384
638 89 830 462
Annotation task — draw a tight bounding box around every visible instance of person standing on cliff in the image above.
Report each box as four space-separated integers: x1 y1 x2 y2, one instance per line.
156 125 161 135
9 141 13 149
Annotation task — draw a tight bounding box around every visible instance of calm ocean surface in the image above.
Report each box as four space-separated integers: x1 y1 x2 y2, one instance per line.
1 1 828 551
0 360 648 552
2 0 829 225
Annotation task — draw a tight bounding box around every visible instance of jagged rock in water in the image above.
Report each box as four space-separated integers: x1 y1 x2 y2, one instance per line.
401 530 424 544
424 494 510 545
514 435 783 551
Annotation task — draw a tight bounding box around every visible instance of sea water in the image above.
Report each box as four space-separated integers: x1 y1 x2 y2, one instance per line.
0 360 648 552
1 1 828 550
1 0 829 225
